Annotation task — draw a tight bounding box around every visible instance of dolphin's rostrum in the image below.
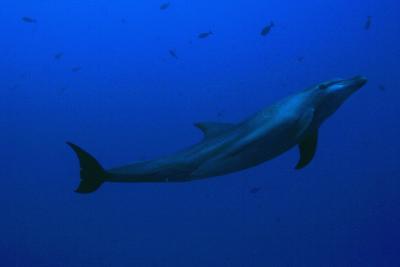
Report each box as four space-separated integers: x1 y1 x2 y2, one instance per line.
68 76 367 193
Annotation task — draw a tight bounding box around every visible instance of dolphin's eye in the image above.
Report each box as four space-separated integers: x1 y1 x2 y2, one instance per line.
319 84 328 90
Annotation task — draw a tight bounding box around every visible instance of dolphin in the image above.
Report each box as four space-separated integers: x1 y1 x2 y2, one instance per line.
67 76 367 193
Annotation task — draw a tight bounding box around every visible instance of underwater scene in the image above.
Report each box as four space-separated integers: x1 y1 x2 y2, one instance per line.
1 0 400 266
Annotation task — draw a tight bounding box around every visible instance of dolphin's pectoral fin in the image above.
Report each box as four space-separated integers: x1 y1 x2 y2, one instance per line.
295 130 319 170
194 122 235 138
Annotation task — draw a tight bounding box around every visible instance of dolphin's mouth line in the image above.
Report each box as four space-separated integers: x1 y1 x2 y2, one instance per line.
334 76 368 90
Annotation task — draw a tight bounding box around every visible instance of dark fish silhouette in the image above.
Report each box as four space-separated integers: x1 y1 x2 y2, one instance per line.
169 49 178 59
59 87 68 95
249 187 262 194
9 84 19 90
71 66 81 72
198 31 213 39
160 2 170 10
54 52 64 60
365 16 372 30
22 16 37 23
260 22 274 36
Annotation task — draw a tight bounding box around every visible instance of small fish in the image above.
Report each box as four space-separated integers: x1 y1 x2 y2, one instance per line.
71 66 81 72
365 16 372 30
297 56 304 63
9 84 19 90
58 87 68 95
160 2 170 10
54 52 64 60
198 31 213 39
169 49 178 59
249 187 262 194
260 21 274 36
20 72 29 79
22 16 37 23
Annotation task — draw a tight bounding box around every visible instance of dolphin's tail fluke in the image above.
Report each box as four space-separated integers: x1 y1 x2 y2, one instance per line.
66 142 107 194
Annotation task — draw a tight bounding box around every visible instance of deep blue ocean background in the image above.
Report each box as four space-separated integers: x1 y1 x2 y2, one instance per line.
1 0 400 266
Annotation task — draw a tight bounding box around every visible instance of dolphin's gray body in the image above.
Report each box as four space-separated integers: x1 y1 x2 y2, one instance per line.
68 76 367 193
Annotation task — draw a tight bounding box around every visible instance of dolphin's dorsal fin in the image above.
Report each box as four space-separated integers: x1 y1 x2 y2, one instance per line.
295 129 319 170
194 122 235 138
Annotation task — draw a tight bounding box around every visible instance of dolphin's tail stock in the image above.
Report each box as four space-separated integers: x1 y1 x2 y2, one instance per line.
66 142 107 194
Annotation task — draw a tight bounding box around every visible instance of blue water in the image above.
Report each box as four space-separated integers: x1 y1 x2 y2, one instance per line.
1 0 400 266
